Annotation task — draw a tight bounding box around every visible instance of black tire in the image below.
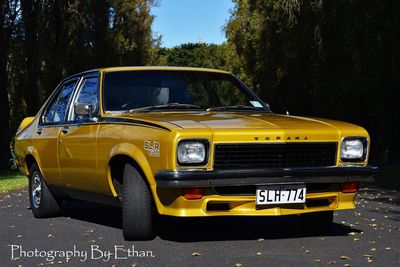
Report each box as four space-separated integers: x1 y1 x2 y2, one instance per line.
122 163 154 240
301 211 334 233
28 163 60 218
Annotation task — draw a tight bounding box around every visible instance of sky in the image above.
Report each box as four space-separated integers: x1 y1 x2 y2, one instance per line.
151 0 235 48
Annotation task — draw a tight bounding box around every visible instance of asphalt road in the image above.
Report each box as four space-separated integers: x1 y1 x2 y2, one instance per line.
1 185 399 267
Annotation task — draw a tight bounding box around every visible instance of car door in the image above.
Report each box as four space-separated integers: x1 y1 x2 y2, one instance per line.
58 74 102 192
34 78 79 186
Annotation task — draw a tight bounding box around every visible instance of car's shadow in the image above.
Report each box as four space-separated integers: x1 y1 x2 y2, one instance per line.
59 200 361 242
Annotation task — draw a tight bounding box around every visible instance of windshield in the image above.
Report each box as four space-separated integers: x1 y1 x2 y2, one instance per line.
102 70 270 112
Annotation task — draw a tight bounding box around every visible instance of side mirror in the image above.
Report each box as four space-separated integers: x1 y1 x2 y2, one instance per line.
74 102 93 117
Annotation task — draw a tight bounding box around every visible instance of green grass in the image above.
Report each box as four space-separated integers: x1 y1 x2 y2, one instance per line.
0 174 28 193
373 167 400 191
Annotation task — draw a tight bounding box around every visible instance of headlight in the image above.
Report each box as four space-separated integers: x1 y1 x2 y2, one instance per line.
177 140 208 165
340 137 367 162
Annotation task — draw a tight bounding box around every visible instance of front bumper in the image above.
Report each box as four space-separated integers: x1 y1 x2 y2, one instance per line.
155 166 378 188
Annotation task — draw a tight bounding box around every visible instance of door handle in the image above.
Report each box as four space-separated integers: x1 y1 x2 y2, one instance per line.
61 126 69 134
36 128 42 135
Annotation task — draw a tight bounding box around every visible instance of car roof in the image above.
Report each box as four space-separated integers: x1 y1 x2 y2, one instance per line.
61 66 231 84
100 66 230 74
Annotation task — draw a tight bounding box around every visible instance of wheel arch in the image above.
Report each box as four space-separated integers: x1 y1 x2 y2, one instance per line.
24 151 43 178
107 143 156 198
25 154 37 173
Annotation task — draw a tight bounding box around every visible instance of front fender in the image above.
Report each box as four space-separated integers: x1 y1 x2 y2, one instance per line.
107 142 155 196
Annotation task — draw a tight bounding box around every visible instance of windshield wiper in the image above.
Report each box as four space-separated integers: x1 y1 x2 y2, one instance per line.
128 103 202 113
206 105 262 112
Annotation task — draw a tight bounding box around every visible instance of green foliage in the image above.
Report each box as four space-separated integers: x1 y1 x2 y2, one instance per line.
225 0 400 163
0 0 159 169
1 0 399 168
158 43 228 69
0 175 27 192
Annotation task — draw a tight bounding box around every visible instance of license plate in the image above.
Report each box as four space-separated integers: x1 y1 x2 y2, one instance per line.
256 184 306 205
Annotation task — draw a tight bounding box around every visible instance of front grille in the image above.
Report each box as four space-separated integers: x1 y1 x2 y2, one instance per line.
213 142 337 169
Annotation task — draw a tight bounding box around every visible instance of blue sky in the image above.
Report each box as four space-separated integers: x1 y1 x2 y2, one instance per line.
152 0 235 48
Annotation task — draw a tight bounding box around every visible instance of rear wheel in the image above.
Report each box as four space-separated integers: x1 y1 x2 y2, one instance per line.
29 163 60 218
301 211 334 233
122 163 154 240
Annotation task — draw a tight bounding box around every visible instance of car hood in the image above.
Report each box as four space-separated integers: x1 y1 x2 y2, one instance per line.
112 111 360 131
106 111 367 142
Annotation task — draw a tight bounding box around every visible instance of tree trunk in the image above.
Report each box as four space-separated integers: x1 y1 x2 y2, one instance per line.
0 8 11 170
21 0 40 115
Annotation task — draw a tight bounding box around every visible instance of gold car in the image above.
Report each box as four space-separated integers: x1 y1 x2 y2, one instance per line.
13 67 377 240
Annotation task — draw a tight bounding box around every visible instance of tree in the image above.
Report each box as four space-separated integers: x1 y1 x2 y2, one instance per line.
225 0 400 162
0 0 160 169
0 0 20 169
158 42 228 69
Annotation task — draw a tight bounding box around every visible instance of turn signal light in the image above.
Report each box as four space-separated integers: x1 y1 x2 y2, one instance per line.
182 188 205 199
341 182 359 193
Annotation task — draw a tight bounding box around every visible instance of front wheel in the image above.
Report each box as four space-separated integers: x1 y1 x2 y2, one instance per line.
122 163 154 240
301 211 334 233
29 163 60 218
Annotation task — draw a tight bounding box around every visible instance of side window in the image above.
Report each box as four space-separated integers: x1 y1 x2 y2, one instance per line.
70 77 99 121
45 80 77 124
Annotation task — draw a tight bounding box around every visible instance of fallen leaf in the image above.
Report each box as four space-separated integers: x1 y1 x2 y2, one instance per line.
304 250 310 254
340 256 351 260
344 264 351 267
354 238 360 241
235 264 243 267
370 248 376 252
348 232 356 236
192 252 201 256
257 238 264 241
385 247 391 250
313 258 321 262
